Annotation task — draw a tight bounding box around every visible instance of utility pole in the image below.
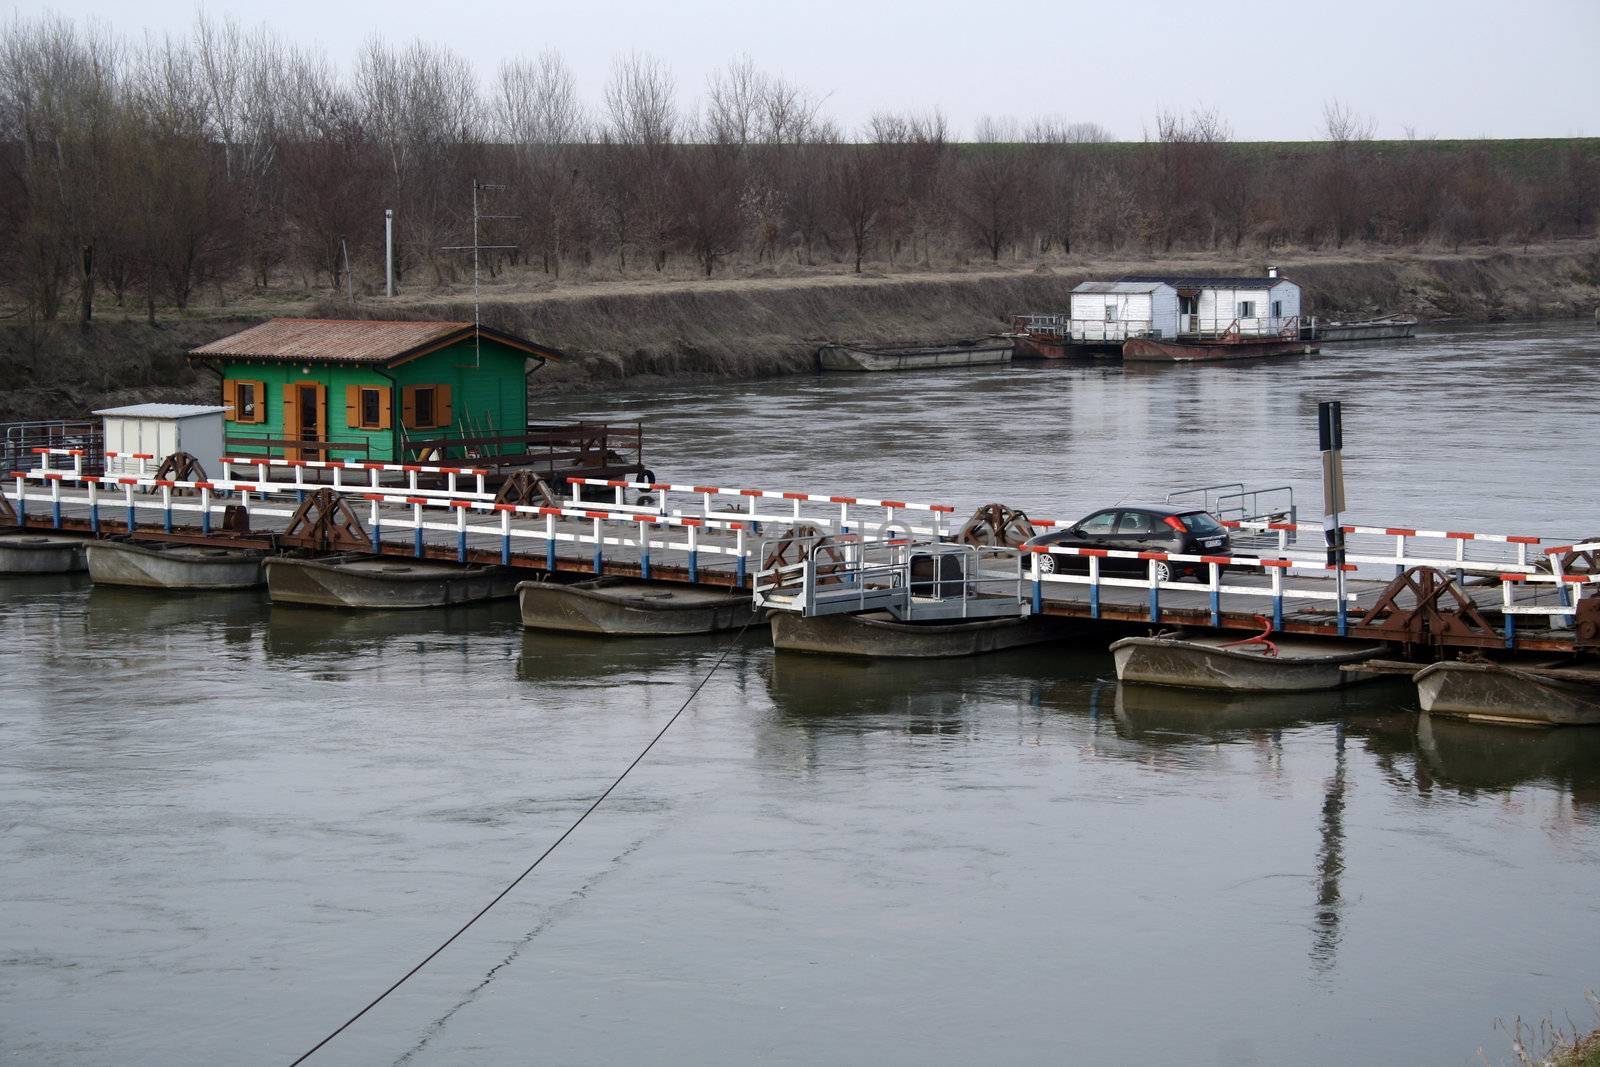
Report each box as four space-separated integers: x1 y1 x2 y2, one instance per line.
441 179 518 368
385 209 395 298
339 237 354 307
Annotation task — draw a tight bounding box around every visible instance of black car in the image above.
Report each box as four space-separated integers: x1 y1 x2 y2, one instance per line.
1025 505 1232 582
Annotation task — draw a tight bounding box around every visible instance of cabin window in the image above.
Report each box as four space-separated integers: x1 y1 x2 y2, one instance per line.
1271 300 1283 319
224 379 266 424
1237 300 1257 318
345 385 392 431
1104 305 1119 322
401 384 452 430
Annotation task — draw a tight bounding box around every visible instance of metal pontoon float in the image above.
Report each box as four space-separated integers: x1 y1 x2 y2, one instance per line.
1110 631 1387 692
518 578 763 636
0 532 88 575
816 341 1012 373
265 556 520 609
1413 660 1600 727
85 539 265 590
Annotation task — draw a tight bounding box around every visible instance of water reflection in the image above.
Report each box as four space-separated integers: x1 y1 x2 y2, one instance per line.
83 585 263 648
262 600 517 660
1313 723 1347 975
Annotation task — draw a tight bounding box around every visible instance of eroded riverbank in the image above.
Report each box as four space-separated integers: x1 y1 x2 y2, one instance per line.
2 242 1596 422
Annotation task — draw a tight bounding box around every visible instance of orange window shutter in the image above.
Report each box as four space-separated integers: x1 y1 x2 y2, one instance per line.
222 380 238 421
437 384 453 428
282 384 299 440
401 385 417 428
251 381 267 423
345 384 361 429
377 387 393 430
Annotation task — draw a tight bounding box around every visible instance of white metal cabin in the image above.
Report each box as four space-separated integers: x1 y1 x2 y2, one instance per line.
1119 271 1303 338
1067 280 1179 341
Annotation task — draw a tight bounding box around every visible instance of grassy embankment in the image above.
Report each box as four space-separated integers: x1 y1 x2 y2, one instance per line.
2 240 1597 423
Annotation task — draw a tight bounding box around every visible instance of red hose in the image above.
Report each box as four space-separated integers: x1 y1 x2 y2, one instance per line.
1219 614 1279 657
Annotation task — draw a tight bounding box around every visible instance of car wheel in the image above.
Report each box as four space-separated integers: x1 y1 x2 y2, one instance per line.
1152 561 1172 584
1036 551 1056 575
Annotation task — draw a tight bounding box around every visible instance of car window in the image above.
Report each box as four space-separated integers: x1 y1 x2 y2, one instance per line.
1116 511 1154 535
1079 510 1118 535
1181 511 1224 535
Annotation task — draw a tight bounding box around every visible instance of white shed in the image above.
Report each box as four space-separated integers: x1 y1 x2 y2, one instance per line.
1120 274 1303 337
94 404 228 477
1068 280 1180 341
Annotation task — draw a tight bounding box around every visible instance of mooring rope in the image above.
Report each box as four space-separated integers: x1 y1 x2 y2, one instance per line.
288 614 757 1065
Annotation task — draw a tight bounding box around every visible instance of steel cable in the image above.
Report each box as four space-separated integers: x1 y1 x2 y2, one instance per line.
289 615 757 1065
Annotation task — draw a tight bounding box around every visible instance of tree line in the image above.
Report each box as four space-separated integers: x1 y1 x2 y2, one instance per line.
2 11 1596 325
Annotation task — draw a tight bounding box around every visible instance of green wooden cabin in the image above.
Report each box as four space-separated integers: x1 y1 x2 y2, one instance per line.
188 319 562 463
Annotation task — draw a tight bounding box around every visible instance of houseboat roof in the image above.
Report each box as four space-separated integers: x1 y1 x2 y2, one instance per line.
1120 274 1293 289
188 318 565 367
1072 280 1173 294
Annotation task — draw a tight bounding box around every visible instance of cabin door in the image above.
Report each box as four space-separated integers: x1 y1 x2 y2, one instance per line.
283 381 327 461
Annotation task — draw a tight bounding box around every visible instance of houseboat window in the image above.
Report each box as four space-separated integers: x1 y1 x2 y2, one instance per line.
237 382 257 421
1271 300 1283 318
360 388 381 428
1104 305 1119 322
1237 300 1256 318
415 387 436 428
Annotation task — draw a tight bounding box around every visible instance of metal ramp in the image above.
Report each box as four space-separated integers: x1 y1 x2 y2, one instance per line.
1166 482 1297 550
754 533 1029 622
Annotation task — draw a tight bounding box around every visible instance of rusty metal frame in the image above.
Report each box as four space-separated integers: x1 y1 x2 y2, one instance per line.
278 488 369 552
153 452 208 493
493 470 560 509
1352 565 1499 652
957 503 1038 548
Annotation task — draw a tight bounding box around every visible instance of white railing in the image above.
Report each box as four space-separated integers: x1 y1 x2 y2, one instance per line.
1066 318 1155 342
566 477 956 541
1177 314 1316 339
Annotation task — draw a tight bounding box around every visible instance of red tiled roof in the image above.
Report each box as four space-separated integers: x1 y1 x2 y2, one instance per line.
188 318 559 365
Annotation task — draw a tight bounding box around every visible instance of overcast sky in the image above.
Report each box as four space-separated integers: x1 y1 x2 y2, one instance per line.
8 0 1598 140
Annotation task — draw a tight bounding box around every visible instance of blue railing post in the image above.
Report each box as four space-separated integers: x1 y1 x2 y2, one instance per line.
370 519 381 555
457 528 467 563
126 501 135 533
737 555 747 589
688 549 699 584
52 498 62 529
413 525 424 558
546 537 556 572
500 532 510 565
1503 612 1516 650
593 543 603 574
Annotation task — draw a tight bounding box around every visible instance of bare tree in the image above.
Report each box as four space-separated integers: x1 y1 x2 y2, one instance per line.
955 115 1033 262
495 50 586 277
599 52 677 271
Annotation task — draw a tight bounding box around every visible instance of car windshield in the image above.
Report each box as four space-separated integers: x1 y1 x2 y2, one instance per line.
1180 511 1224 535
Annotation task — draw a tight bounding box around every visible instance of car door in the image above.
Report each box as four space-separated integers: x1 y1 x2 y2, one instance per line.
1060 509 1119 571
1107 509 1158 573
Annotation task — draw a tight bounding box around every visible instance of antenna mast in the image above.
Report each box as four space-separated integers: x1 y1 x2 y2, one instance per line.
441 178 518 367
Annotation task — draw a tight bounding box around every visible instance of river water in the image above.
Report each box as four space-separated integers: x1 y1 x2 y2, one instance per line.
3 321 1598 1066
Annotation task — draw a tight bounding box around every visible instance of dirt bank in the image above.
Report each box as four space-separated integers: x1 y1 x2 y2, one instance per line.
3 242 1596 421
